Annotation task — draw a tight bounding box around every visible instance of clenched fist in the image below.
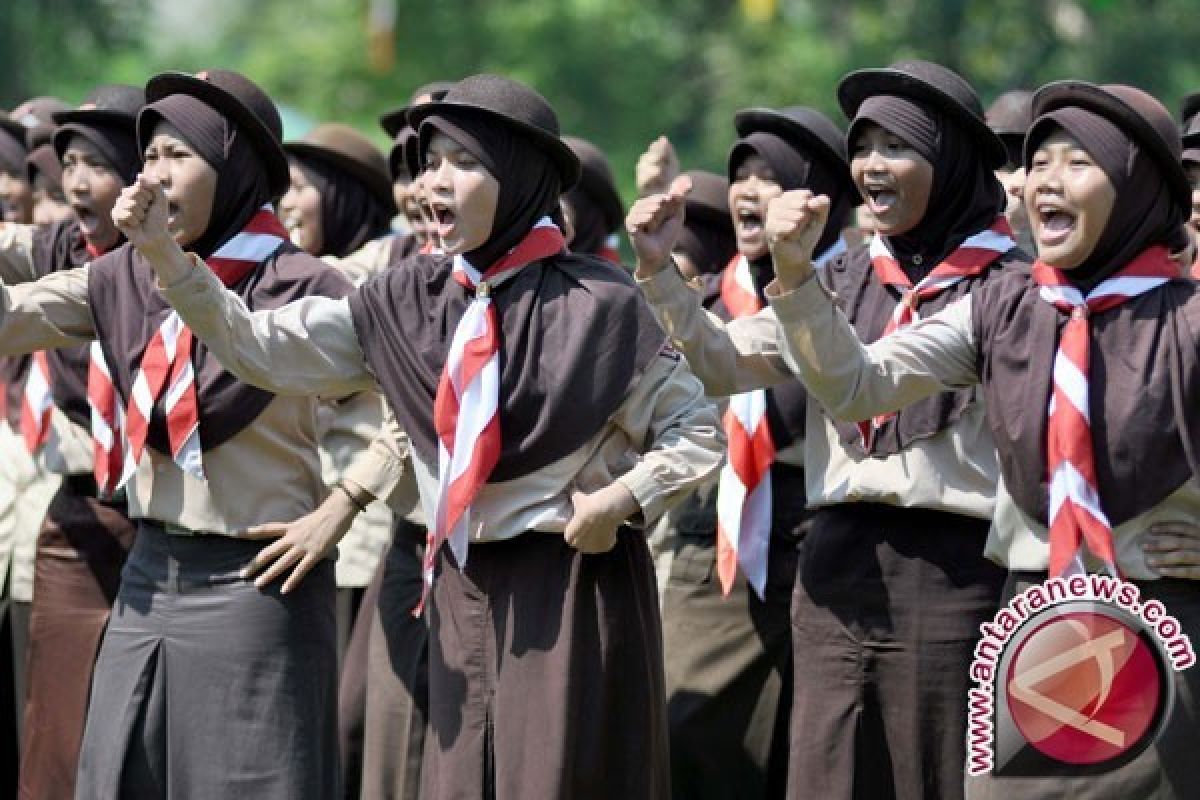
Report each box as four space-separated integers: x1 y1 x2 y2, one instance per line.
563 482 639 554
112 172 193 283
765 190 831 291
635 136 680 198
626 174 692 278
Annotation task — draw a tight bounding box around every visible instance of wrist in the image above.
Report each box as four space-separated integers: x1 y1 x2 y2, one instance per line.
634 254 672 281
336 480 374 515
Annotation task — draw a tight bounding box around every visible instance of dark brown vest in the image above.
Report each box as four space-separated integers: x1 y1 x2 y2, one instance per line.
86 241 351 456
825 244 1031 457
972 268 1200 526
349 251 667 481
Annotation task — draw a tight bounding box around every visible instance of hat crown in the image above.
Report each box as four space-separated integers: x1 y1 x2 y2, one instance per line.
77 84 145 119
195 69 283 145
888 60 985 119
292 123 389 181
441 74 561 140
563 136 614 184
683 170 731 217
1102 84 1181 162
986 89 1034 136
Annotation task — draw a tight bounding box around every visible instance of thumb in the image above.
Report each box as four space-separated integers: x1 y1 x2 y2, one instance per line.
666 174 692 202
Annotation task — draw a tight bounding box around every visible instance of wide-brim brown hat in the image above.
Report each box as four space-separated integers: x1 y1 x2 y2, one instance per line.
1182 115 1200 168
388 127 419 182
733 105 859 202
409 74 581 190
838 60 1007 169
562 135 624 232
1031 81 1190 208
52 84 144 158
141 69 289 196
379 81 455 138
284 123 394 209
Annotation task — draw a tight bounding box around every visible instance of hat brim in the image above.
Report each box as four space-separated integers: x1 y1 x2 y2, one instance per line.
144 72 289 198
733 108 861 204
1182 92 1200 127
52 108 136 129
283 141 396 213
408 100 581 190
838 68 1008 169
0 117 27 145
1033 81 1191 209
379 105 410 139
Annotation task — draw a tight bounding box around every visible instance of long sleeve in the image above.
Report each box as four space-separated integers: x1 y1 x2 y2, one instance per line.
0 266 97 354
767 272 981 421
637 263 795 396
0 223 40 284
611 353 725 525
159 255 376 398
339 402 413 511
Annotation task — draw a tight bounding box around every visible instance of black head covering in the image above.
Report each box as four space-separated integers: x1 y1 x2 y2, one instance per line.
849 94 1006 274
290 153 393 258
1026 108 1188 288
0 123 26 177
138 93 273 260
419 108 561 269
675 170 736 277
562 136 623 256
728 131 853 261
52 84 145 185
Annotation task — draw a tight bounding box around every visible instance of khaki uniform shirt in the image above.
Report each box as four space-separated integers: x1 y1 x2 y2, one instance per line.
155 259 726 543
0 265 407 536
768 273 1200 579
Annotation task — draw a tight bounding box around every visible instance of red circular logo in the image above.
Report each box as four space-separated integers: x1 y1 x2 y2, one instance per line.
1005 610 1163 765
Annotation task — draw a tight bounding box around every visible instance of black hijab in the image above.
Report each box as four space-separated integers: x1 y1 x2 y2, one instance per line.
292 153 393 258
0 127 27 177
56 120 140 185
850 94 1006 276
139 93 273 259
1026 109 1188 289
728 131 853 275
418 108 561 268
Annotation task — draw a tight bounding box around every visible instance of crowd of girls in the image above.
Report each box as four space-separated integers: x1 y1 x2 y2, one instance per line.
1 56 1199 800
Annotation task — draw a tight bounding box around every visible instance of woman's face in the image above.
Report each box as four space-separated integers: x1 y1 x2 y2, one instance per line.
0 171 34 223
1186 164 1200 237
424 131 498 256
850 122 933 237
31 173 73 226
142 120 218 248
1024 129 1115 271
728 154 782 260
280 162 323 255
61 135 125 250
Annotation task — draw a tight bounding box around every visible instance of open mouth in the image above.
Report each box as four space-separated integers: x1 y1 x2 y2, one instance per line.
71 202 99 231
430 201 457 237
735 203 764 235
863 186 898 217
1037 204 1076 246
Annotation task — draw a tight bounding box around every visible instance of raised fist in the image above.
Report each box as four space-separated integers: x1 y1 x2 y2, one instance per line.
635 136 680 198
765 190 831 289
626 174 691 276
112 172 172 253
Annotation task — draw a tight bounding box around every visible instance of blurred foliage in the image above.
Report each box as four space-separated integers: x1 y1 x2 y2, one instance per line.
4 0 1200 203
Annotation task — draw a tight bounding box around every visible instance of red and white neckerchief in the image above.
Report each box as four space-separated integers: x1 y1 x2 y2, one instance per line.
19 351 53 454
89 342 125 497
419 238 437 256
599 233 621 265
715 254 775 598
857 217 1015 446
119 205 287 488
1034 246 1176 577
415 216 566 615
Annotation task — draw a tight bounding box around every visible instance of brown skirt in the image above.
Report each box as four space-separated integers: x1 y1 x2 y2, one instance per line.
660 464 807 799
966 572 1200 800
421 528 669 800
19 478 135 800
788 503 1006 800
358 520 429 800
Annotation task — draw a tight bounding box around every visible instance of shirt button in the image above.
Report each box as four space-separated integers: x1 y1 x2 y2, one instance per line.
912 254 924 266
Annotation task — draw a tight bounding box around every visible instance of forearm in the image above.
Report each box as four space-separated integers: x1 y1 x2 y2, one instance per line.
158 254 375 397
0 267 97 355
615 356 725 524
637 262 795 395
767 272 979 421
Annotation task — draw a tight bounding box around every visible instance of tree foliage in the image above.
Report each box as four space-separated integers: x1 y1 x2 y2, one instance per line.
4 0 1200 201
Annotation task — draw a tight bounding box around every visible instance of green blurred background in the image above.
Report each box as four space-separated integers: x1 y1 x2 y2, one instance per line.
5 0 1200 200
